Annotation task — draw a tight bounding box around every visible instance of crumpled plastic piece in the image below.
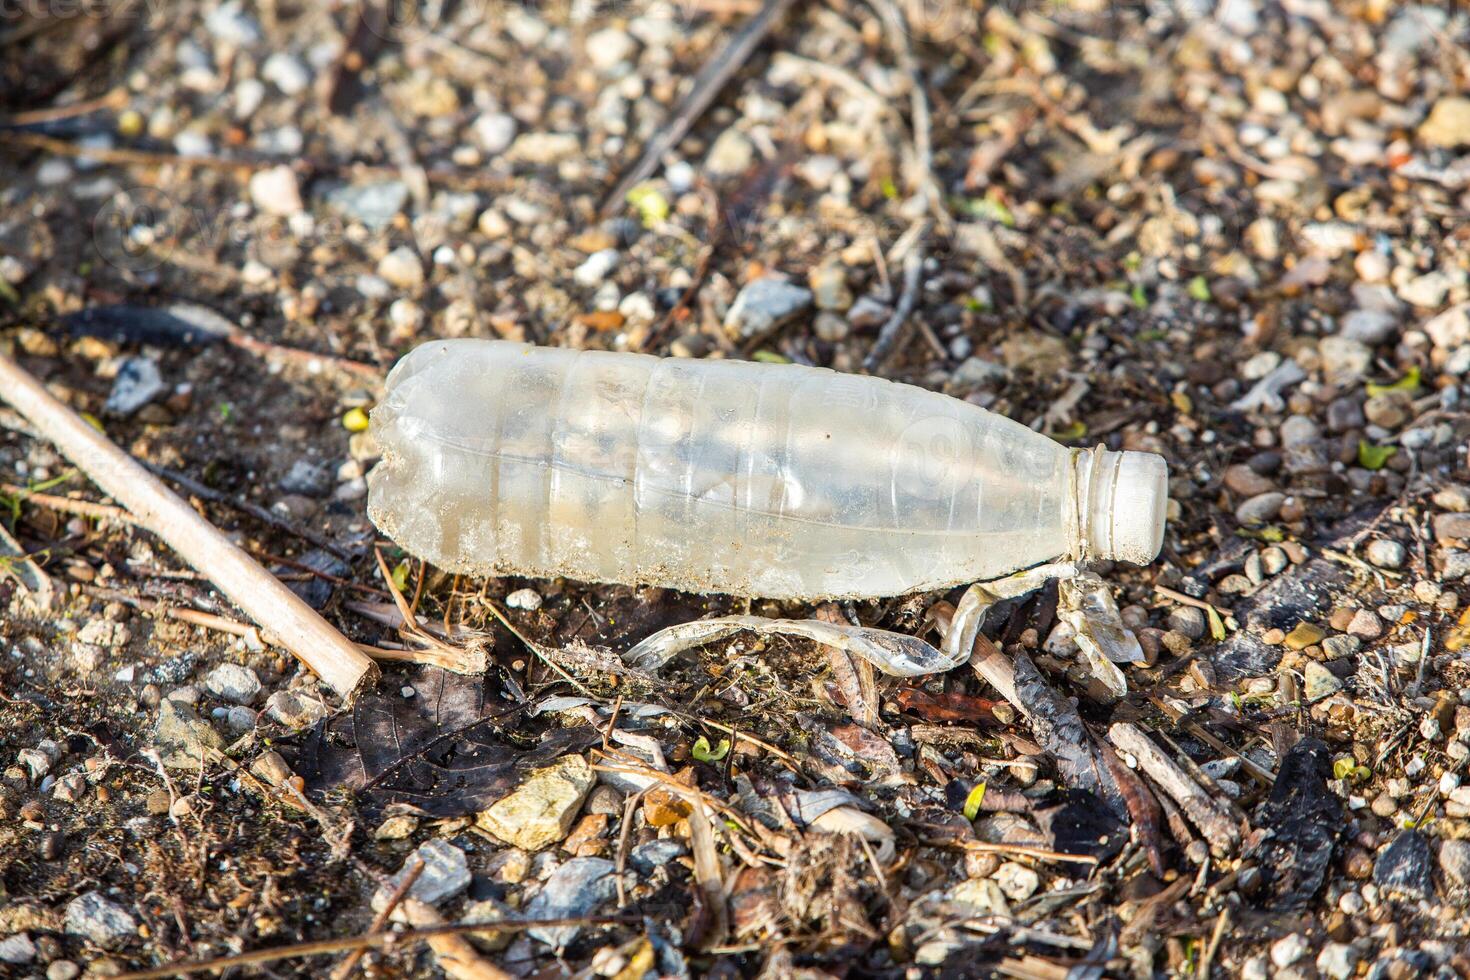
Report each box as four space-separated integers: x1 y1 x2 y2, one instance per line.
940 562 1081 665
623 562 1146 696
1059 572 1145 697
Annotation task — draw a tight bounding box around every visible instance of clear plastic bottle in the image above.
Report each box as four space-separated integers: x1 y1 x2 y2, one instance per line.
367 340 1167 600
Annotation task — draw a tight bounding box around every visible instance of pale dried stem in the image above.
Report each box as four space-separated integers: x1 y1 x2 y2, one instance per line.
0 353 378 698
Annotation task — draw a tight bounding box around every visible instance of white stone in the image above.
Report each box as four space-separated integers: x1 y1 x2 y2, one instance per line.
473 113 517 155
378 247 425 289
1270 932 1308 968
505 588 543 611
65 893 137 947
992 861 1039 902
477 755 595 850
248 165 303 216
203 663 261 704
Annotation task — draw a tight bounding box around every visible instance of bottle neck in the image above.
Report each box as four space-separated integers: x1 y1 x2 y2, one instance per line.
1068 445 1168 566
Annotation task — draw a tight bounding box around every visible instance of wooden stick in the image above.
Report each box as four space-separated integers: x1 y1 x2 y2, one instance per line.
331 859 425 980
1107 722 1240 857
0 354 377 699
390 899 514 980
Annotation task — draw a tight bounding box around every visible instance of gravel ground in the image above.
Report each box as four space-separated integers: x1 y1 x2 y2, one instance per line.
3 1 1470 977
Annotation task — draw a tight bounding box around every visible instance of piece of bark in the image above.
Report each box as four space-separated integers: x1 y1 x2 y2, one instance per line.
1107 722 1240 857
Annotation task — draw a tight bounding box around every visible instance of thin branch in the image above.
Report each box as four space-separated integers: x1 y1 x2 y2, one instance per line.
0 354 377 699
599 0 798 216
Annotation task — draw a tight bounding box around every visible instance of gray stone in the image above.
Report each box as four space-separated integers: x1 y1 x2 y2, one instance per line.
1425 303 1470 350
504 588 542 611
1280 415 1320 448
261 52 310 95
47 961 80 980
385 840 471 907
1322 635 1360 660
203 663 261 704
1435 513 1470 542
0 933 35 964
1365 538 1406 570
1316 942 1361 980
525 857 619 949
629 839 686 874
1270 933 1308 968
1340 308 1398 345
1236 492 1285 524
65 892 136 947
1167 605 1206 640
1440 839 1470 888
328 181 409 231
1318 336 1371 386
1373 830 1433 899
1325 396 1365 433
204 2 261 45
104 357 165 417
723 278 812 339
954 357 1008 387
1303 661 1342 702
573 249 620 287
1347 609 1383 640
224 706 256 734
1442 551 1470 581
279 459 332 497
248 164 302 216
153 699 225 770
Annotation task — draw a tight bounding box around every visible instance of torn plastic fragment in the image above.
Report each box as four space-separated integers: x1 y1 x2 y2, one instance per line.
624 614 960 677
941 562 1081 665
1058 573 1142 697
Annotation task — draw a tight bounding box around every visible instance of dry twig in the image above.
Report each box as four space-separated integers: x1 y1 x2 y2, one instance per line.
0 353 378 698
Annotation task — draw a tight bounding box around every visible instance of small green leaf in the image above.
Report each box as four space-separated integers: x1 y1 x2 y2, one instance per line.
625 184 670 228
1052 420 1088 442
1131 283 1148 309
967 189 1014 227
1332 756 1355 781
1206 604 1227 641
880 176 899 200
0 278 18 307
1187 275 1212 302
751 349 789 364
1357 440 1397 471
962 781 988 821
217 402 234 422
391 560 411 594
1366 366 1420 398
691 735 730 763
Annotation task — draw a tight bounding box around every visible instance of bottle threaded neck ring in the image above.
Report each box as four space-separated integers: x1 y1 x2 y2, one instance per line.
1072 447 1168 565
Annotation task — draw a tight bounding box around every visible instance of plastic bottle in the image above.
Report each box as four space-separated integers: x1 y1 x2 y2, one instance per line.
367 340 1168 600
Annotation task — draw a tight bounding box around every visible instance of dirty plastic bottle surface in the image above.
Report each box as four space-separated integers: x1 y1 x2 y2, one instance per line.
367 340 1167 600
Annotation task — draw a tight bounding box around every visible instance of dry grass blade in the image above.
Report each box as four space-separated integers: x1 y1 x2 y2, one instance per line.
372 548 488 675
